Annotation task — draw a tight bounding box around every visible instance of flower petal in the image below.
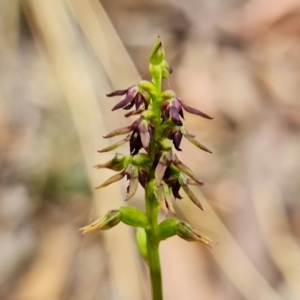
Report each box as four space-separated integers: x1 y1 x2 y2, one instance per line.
124 107 144 118
171 180 182 199
155 153 170 186
106 89 128 97
125 177 139 200
187 178 203 186
138 170 148 188
103 126 132 138
173 157 203 184
181 101 213 120
123 100 135 110
138 121 150 149
112 95 135 111
95 172 125 189
98 135 130 153
163 184 176 215
154 186 169 215
185 135 212 153
130 131 142 155
181 184 203 210
155 162 167 187
173 131 182 151
169 106 182 126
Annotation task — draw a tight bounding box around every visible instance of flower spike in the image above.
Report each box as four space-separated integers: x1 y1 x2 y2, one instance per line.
83 38 214 300
87 38 215 289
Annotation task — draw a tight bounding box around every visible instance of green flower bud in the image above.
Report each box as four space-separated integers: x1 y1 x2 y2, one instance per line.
141 109 156 121
132 153 152 167
136 227 148 263
138 80 156 96
119 206 150 229
79 209 121 235
94 153 127 171
155 218 178 241
149 37 165 65
176 221 212 248
149 64 162 80
158 138 173 151
161 60 172 79
160 90 176 101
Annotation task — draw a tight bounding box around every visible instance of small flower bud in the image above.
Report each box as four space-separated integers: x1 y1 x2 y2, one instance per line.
119 206 150 228
149 64 162 80
136 228 148 263
160 90 176 101
141 109 156 121
176 221 212 248
157 138 173 151
149 37 165 65
132 153 152 166
138 80 156 96
161 60 172 79
155 218 178 241
94 153 127 171
79 209 121 234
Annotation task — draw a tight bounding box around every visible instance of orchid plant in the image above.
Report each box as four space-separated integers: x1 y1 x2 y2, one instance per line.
80 38 213 300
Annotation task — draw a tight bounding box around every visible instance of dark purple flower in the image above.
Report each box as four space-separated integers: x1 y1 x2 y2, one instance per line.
95 163 149 200
164 126 212 153
154 151 203 186
161 92 213 126
107 85 149 112
164 173 204 210
165 176 183 199
103 118 154 154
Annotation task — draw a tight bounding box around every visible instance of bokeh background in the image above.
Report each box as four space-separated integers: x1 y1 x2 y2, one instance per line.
1 0 300 299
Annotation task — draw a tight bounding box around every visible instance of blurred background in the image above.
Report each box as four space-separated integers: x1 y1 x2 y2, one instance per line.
1 0 300 299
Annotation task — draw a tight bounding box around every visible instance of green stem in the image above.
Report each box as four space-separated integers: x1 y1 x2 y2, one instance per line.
145 191 162 300
147 240 163 300
145 65 163 300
